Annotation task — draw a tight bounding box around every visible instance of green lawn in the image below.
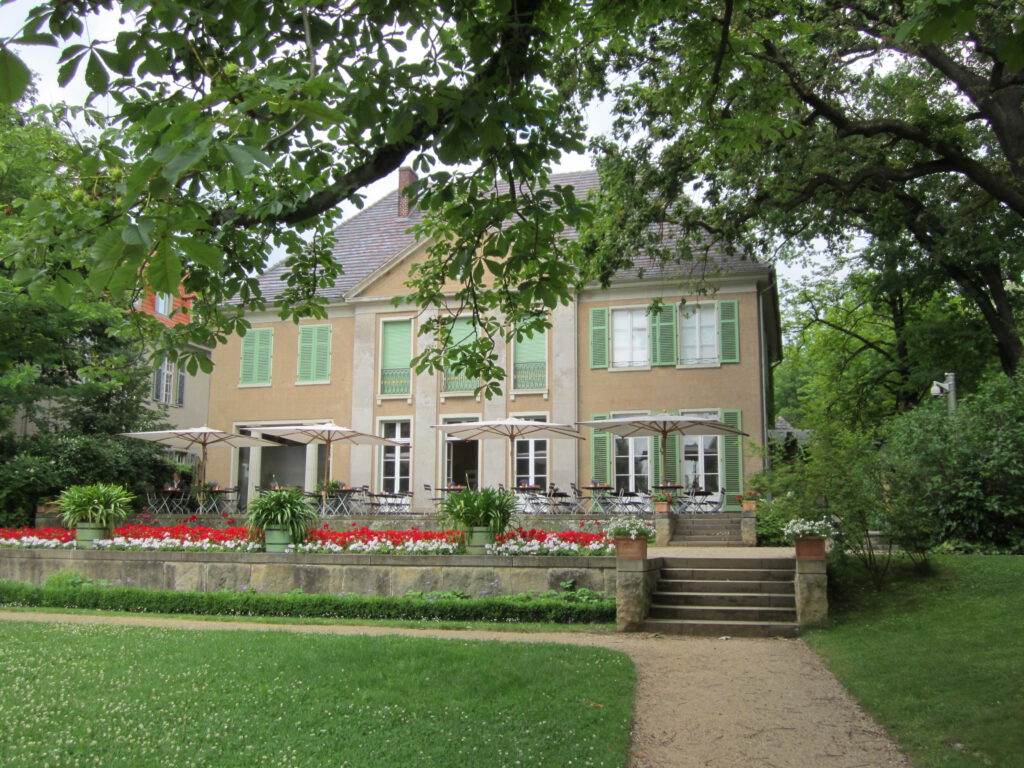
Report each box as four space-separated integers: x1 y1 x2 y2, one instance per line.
0 622 634 768
804 555 1024 768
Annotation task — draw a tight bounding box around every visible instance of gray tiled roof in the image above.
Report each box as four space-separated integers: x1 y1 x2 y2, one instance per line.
255 169 770 305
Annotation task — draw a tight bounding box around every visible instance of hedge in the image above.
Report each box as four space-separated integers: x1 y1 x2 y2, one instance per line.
0 580 615 624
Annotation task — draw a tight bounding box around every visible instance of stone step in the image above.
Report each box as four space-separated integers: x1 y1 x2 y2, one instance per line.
652 591 796 608
659 567 794 582
671 535 744 543
660 557 795 569
674 529 742 536
639 618 799 638
670 540 747 547
659 579 794 595
648 604 798 623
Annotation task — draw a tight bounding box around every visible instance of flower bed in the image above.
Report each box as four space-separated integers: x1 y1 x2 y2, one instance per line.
0 527 75 548
488 527 615 556
95 524 260 552
291 525 463 555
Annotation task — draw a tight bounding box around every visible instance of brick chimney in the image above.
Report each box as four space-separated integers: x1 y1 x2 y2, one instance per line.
397 166 416 218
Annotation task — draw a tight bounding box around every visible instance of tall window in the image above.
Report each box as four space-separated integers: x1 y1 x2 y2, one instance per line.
514 415 548 487
444 417 478 487
512 328 546 390
612 412 649 492
379 421 411 493
680 304 718 365
682 410 720 494
611 309 648 368
154 292 175 317
296 324 331 384
152 358 183 406
442 317 476 392
380 319 412 395
239 328 273 386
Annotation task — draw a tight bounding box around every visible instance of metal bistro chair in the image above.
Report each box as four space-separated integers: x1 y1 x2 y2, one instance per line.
680 486 724 514
569 483 591 515
546 484 575 515
613 489 646 516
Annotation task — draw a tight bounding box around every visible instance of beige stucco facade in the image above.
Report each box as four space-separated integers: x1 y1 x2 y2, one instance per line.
206 237 779 513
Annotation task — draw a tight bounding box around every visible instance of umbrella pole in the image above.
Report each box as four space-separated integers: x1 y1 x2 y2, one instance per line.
323 441 332 504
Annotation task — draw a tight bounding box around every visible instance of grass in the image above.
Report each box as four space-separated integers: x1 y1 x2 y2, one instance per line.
804 554 1024 768
0 603 616 634
0 621 634 768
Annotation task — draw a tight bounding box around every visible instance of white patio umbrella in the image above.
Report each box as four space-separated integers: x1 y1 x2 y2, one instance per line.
431 417 582 488
575 414 747 488
120 426 279 489
254 423 403 493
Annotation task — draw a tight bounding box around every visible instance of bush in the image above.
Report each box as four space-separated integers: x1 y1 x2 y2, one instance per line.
0 579 616 624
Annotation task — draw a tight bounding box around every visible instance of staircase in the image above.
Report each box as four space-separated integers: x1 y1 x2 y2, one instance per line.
641 556 798 637
671 513 744 546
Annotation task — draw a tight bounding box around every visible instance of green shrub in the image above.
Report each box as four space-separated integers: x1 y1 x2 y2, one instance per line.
55 483 134 528
436 487 518 536
245 488 319 542
0 580 615 624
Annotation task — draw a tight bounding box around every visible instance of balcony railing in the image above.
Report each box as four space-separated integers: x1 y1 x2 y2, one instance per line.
513 361 546 390
380 367 411 395
441 367 475 393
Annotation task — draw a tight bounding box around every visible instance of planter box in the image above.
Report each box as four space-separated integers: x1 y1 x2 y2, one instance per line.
614 536 648 561
794 536 826 561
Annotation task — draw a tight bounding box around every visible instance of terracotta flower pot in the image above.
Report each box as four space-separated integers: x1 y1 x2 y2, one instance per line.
653 500 671 514
794 535 826 561
614 536 648 560
741 500 758 513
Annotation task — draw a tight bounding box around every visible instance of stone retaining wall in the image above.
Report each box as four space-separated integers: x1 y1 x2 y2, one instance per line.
0 549 617 598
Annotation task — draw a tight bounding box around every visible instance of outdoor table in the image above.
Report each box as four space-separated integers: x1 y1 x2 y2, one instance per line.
194 488 237 515
318 488 364 515
512 486 546 514
145 488 191 516
368 492 410 514
583 485 616 514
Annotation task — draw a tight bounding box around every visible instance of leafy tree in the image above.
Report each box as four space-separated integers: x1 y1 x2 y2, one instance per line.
571 0 1024 375
0 0 589 389
776 258 998 429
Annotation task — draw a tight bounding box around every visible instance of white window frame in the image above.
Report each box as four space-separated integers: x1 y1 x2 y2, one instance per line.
610 307 650 370
378 419 411 494
152 357 183 407
513 414 549 488
442 415 479 488
611 410 650 492
681 409 722 497
678 302 720 367
154 292 175 317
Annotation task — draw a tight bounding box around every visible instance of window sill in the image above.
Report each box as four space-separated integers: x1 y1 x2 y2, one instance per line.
238 383 272 388
675 361 721 370
294 380 331 386
608 364 651 372
510 389 548 401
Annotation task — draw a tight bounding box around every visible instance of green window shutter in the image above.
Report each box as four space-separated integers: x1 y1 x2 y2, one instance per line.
381 320 412 395
651 434 663 487
718 300 739 363
382 320 412 369
513 328 546 389
450 317 476 347
240 328 273 385
589 413 610 484
721 409 743 509
297 325 330 383
665 434 680 484
649 304 677 366
589 308 608 369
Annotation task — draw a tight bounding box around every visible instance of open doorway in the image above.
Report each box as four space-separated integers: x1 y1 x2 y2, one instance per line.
443 417 479 488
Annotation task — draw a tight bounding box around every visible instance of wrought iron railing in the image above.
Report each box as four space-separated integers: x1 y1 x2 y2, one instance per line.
513 361 546 390
441 367 475 393
380 367 411 395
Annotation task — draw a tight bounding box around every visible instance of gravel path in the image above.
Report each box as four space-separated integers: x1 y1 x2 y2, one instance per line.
0 610 912 768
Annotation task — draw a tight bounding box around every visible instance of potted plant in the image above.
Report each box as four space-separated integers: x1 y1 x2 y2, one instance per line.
436 488 517 554
783 517 836 560
55 483 134 546
736 491 761 512
606 516 656 560
650 491 675 514
245 487 319 552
